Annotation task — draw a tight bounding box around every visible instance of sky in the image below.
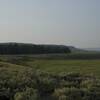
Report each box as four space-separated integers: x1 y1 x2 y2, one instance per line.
0 0 99 48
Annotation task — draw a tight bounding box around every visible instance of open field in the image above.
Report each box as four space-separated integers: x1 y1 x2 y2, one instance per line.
0 52 100 59
22 59 100 77
0 54 100 100
0 54 100 77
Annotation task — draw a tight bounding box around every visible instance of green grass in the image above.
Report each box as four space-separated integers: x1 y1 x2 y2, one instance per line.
0 55 100 77
19 59 100 77
0 56 100 100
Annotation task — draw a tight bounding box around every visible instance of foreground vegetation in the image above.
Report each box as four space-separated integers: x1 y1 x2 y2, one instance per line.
0 54 100 100
0 61 100 100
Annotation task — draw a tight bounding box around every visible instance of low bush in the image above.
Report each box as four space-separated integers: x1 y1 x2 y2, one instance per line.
0 65 100 100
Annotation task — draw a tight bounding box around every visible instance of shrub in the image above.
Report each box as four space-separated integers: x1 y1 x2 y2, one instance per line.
14 88 38 100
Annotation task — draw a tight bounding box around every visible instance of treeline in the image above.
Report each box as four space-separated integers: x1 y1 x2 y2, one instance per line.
0 43 71 54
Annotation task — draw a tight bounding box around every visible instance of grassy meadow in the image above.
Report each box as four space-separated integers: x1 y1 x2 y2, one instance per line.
0 53 100 77
22 59 100 77
0 53 100 100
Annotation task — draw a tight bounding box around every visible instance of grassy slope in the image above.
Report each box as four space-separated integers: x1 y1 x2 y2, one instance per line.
0 61 32 75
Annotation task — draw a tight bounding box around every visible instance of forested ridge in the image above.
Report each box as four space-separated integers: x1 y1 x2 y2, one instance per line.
0 43 71 54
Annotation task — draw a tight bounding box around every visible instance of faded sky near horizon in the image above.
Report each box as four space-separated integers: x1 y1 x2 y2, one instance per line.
0 0 99 48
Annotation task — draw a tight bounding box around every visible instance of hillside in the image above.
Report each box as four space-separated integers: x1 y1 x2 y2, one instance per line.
68 46 88 53
0 43 71 54
84 48 100 52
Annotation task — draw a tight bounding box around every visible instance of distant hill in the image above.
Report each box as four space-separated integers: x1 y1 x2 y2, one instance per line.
68 46 88 53
84 48 100 52
68 46 100 53
0 43 71 54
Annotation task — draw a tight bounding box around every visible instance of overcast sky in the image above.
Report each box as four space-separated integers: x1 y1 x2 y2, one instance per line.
0 0 99 48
